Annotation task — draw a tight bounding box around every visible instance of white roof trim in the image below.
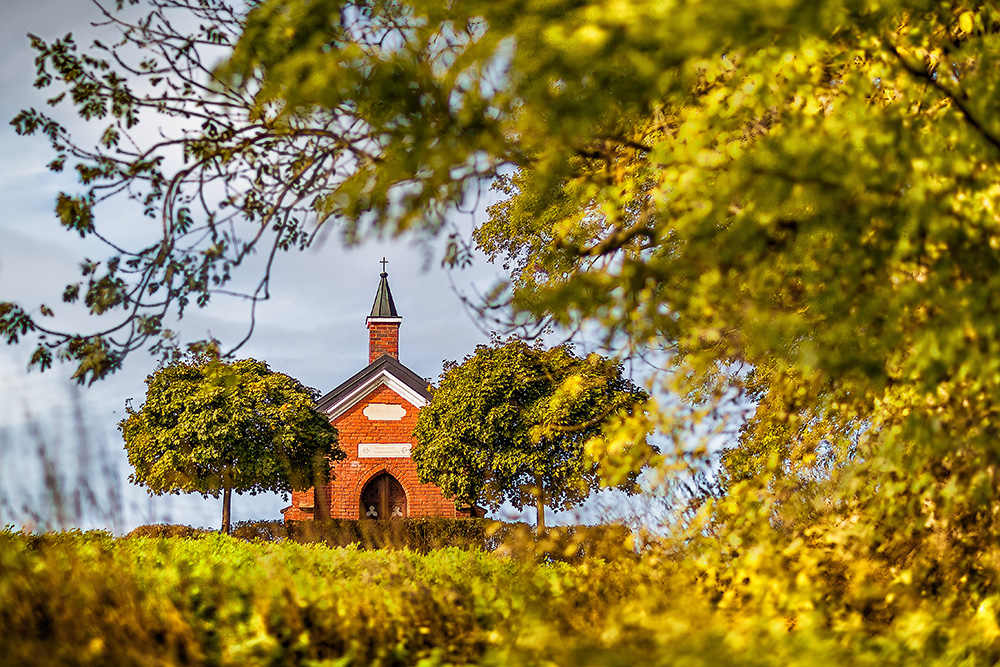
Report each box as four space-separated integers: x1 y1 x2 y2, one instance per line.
323 368 428 421
366 316 402 325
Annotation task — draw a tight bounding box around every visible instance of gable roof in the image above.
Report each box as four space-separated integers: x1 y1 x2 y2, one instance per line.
315 354 432 420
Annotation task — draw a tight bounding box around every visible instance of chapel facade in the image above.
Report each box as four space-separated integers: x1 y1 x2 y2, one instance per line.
282 268 482 521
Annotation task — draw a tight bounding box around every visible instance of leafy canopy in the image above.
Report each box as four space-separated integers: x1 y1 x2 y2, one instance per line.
13 0 1000 647
226 0 1000 627
412 337 650 527
119 352 342 530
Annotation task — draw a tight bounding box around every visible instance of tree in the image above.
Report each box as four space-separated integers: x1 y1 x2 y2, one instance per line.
718 363 859 490
2 0 507 383
411 337 650 530
119 353 342 533
14 0 1000 634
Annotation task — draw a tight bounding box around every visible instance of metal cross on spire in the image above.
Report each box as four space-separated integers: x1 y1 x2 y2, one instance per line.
369 259 399 318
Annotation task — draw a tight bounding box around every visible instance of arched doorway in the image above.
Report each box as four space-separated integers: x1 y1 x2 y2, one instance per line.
360 472 407 519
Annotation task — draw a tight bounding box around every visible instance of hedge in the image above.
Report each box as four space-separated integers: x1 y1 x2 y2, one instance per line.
128 518 636 562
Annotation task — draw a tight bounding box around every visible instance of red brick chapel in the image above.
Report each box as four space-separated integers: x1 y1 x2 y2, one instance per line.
282 267 483 521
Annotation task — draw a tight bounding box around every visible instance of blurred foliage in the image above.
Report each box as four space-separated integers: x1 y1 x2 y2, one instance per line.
125 523 214 539
0 396 129 533
9 0 1000 662
214 1 1000 653
412 337 651 529
243 517 636 563
127 519 637 563
120 352 341 533
718 362 859 489
5 528 1000 666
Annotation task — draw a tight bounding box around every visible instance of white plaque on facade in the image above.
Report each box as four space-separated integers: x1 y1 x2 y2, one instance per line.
358 443 412 458
363 403 407 421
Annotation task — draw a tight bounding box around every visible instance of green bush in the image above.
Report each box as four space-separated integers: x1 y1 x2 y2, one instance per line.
487 522 637 563
227 518 638 562
4 528 997 666
282 517 491 551
125 523 213 539
0 529 548 666
0 529 202 666
229 519 286 542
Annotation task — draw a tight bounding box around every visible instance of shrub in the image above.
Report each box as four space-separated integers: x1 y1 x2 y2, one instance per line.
227 518 638 562
3 528 997 665
283 517 491 551
487 522 637 563
0 528 202 665
125 523 212 539
0 530 540 665
230 519 287 542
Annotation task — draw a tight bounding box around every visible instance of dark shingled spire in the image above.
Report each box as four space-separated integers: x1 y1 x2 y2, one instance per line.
369 271 399 318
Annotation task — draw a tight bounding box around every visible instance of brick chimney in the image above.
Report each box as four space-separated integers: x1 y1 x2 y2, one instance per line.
366 267 401 362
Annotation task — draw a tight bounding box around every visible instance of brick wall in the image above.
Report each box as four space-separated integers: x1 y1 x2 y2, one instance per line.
284 383 469 521
367 321 400 362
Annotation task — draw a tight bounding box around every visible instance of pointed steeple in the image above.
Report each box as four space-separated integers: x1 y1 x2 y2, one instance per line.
366 259 403 362
369 271 399 318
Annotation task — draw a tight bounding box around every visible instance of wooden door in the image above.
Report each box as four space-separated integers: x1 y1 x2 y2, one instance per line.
360 473 407 519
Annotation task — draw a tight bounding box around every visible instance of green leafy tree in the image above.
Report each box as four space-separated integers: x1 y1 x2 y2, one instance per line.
412 337 650 530
719 364 859 490
14 0 1000 641
119 353 342 533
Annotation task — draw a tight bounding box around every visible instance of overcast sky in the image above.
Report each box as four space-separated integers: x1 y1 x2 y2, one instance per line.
0 0 523 531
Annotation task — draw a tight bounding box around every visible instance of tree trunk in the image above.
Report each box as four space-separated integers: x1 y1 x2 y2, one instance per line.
313 454 331 520
535 474 545 534
221 479 232 535
313 484 330 520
